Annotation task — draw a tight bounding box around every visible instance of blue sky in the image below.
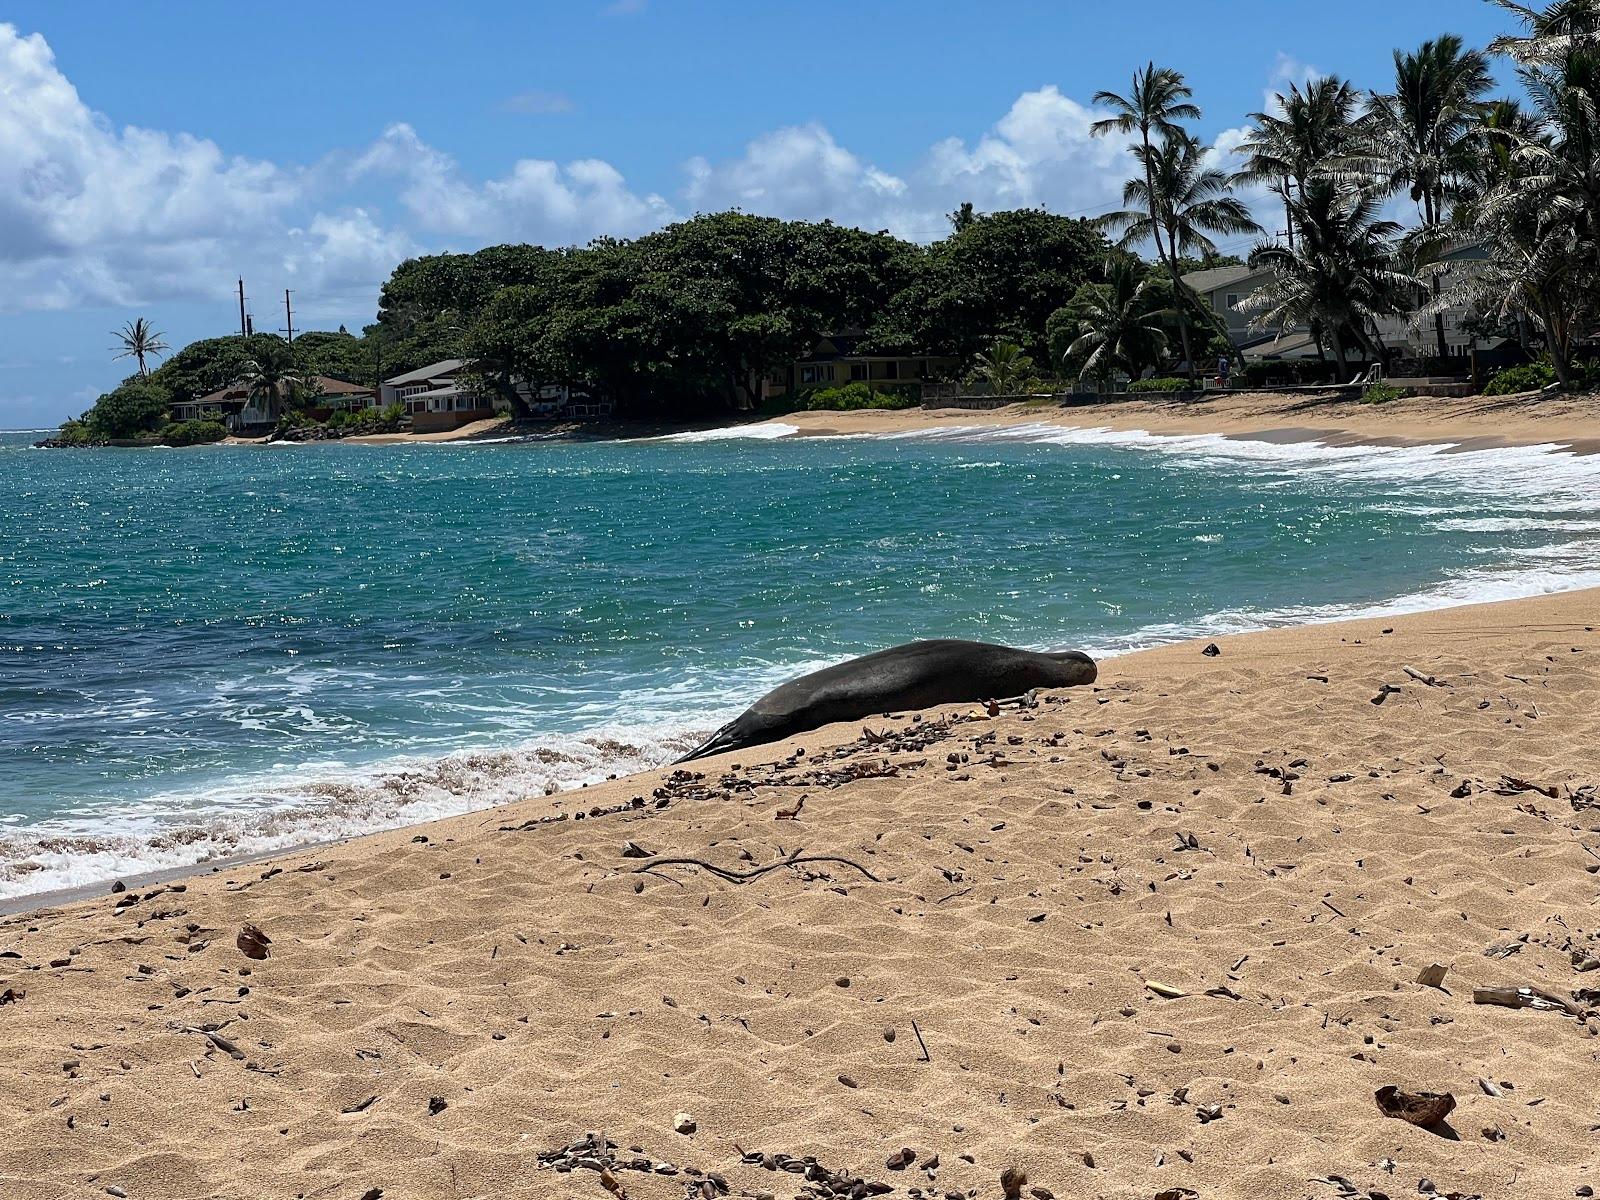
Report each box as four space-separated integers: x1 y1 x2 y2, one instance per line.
1 1 1511 427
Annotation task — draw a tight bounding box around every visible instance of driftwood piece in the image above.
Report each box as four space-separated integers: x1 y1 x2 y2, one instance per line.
1471 984 1585 1017
1402 666 1450 688
634 849 881 884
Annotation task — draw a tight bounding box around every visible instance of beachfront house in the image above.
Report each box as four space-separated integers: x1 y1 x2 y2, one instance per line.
380 360 615 428
1183 247 1496 371
171 376 376 431
378 359 496 432
763 332 957 403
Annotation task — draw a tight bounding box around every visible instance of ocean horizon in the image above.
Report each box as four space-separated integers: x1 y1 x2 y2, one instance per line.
4 421 1599 898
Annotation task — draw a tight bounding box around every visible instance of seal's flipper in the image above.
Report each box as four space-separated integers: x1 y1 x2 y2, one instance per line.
676 722 742 763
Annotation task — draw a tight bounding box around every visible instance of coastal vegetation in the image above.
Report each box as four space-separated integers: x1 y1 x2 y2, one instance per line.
797 382 920 411
110 318 169 378
57 0 1600 442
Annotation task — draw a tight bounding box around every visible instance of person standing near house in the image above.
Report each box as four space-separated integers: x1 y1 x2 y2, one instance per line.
1217 353 1231 389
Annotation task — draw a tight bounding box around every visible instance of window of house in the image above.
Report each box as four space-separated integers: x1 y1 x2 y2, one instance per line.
800 364 831 384
849 363 868 381
882 361 899 380
1225 293 1240 310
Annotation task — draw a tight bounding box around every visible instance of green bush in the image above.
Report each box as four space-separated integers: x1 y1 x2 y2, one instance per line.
84 378 171 438
161 419 227 446
52 419 106 447
802 381 919 411
1127 377 1192 393
1360 382 1405 405
1482 362 1555 396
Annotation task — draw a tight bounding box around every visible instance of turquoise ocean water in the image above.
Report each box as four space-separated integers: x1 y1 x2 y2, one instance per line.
3 420 1599 897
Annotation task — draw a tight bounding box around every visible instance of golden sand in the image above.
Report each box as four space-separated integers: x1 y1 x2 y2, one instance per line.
783 390 1600 453
3 590 1599 1199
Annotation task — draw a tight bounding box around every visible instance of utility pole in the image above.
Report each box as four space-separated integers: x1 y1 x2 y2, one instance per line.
238 278 248 340
282 290 295 343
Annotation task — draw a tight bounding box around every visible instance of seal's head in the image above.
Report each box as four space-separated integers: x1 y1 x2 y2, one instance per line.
1044 649 1097 685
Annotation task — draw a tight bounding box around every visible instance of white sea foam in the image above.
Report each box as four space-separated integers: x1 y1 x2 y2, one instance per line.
0 721 703 900
0 649 846 900
653 422 799 443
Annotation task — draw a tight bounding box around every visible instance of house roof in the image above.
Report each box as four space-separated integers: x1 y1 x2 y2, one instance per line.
186 374 370 406
384 358 468 386
1242 329 1324 360
312 376 373 395
1181 264 1261 295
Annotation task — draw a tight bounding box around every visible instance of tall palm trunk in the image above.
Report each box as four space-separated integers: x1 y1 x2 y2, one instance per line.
1425 190 1448 359
1141 128 1169 265
1281 176 1295 250
1328 327 1350 383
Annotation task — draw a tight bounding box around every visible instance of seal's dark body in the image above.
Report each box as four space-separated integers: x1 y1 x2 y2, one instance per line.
678 639 1097 762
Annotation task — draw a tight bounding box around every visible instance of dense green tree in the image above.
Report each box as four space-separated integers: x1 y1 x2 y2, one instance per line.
873 209 1106 366
84 378 170 438
146 336 259 403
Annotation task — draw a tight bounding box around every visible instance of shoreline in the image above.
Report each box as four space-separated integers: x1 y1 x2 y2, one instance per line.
4 587 1598 1197
780 388 1600 454
4 584 1597 921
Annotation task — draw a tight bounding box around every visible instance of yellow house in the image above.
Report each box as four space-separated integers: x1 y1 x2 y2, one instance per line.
764 333 956 400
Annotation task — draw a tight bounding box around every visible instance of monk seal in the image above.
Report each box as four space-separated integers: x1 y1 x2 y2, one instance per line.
678 639 1097 763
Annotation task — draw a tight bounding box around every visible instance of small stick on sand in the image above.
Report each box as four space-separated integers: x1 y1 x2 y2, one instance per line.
1402 666 1450 688
911 1018 931 1062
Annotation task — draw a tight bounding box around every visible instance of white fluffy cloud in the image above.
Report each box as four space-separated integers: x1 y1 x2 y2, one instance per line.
0 21 1284 321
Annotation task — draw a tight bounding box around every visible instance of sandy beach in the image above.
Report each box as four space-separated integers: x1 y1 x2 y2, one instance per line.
3 587 1598 1199
784 390 1600 454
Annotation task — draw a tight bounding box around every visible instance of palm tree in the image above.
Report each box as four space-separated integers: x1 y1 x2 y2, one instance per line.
968 340 1036 395
1232 75 1370 249
1366 35 1495 356
1092 63 1202 268
1241 178 1415 381
1097 133 1261 377
1489 0 1600 64
239 339 304 422
110 318 170 377
1048 257 1172 389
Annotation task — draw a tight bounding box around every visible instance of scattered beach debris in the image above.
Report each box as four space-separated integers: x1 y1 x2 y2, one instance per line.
1374 1084 1456 1128
1201 643 1221 657
673 1112 696 1134
1001 1166 1028 1199
736 1147 894 1196
1402 666 1450 687
1416 962 1449 988
236 924 271 960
